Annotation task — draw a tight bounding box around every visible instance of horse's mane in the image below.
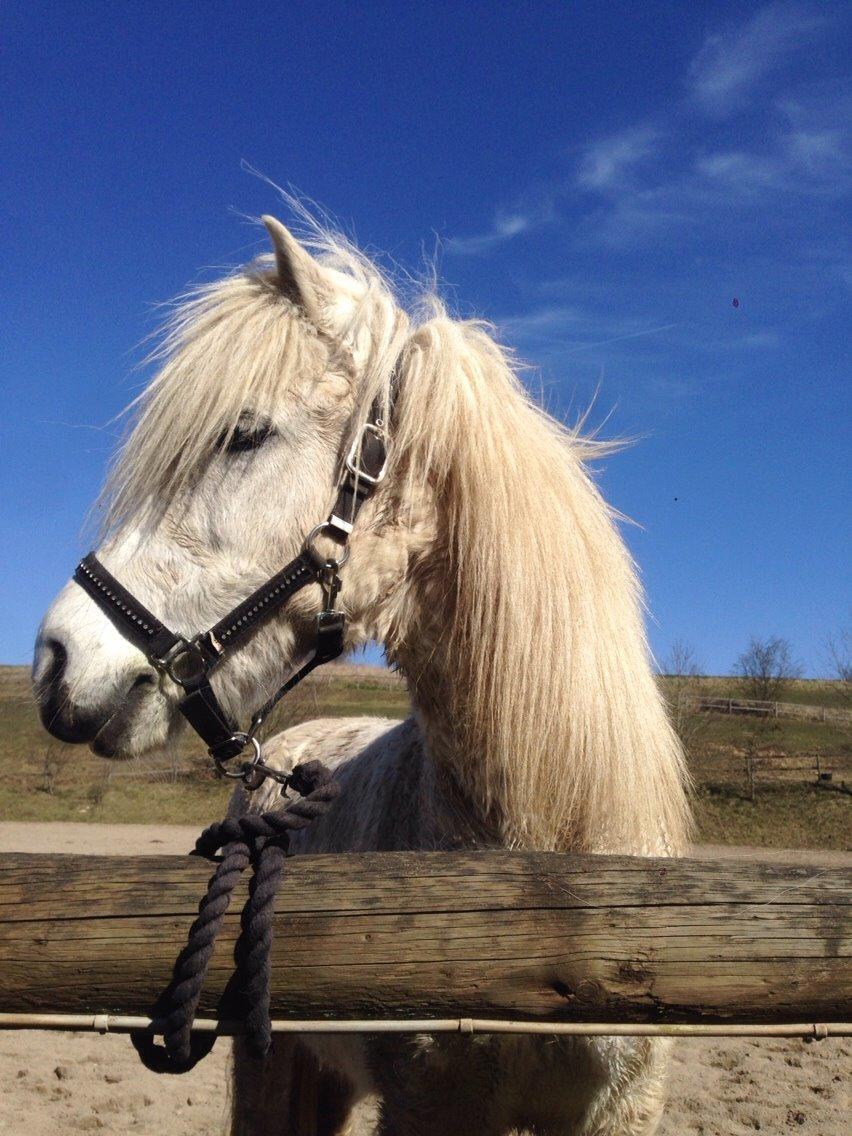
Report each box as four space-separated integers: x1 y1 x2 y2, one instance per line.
102 212 405 531
391 315 690 852
105 210 690 854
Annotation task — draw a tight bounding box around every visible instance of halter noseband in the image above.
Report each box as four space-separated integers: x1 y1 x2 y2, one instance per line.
73 378 397 790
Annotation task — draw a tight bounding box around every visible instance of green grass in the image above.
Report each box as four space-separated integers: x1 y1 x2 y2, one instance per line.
664 674 851 710
3 665 848 848
691 784 850 850
692 713 851 754
0 777 226 825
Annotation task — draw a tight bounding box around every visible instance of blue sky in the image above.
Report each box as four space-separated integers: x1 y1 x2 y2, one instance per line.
1 1 849 675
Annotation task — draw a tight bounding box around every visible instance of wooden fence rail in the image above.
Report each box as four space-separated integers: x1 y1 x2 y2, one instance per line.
694 751 852 791
0 851 849 1028
695 696 851 724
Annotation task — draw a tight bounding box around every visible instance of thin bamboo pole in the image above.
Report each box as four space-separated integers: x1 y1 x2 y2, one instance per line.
0 1013 847 1039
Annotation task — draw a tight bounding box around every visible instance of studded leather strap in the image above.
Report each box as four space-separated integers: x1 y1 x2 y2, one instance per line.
74 554 181 661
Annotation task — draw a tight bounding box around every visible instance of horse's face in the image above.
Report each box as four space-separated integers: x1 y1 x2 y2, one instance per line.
33 219 403 757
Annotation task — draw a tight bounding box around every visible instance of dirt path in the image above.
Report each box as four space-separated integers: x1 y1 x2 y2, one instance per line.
3 821 850 864
0 824 848 1135
0 820 202 855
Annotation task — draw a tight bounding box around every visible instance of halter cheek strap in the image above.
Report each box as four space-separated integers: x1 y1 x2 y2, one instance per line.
72 378 397 784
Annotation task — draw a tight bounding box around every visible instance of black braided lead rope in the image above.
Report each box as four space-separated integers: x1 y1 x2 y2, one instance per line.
234 839 288 1057
130 761 340 1074
130 840 251 1072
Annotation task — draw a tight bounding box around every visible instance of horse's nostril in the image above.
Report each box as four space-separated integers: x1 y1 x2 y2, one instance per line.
34 637 106 744
41 638 69 687
34 638 70 709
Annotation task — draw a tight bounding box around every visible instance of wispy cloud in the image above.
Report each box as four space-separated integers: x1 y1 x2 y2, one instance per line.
690 86 851 202
576 126 660 191
694 150 784 188
450 7 842 260
695 133 850 197
444 0 849 392
576 83 851 248
496 305 705 407
779 91 852 183
786 128 845 172
500 305 586 337
556 323 680 356
687 1 824 115
445 209 541 256
562 11 846 249
501 304 680 355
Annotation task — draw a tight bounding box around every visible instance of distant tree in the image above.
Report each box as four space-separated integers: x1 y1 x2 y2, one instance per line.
734 636 802 702
824 621 852 701
665 640 701 682
662 640 705 753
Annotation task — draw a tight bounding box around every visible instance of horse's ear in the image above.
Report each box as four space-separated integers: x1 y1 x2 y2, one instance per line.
262 216 325 325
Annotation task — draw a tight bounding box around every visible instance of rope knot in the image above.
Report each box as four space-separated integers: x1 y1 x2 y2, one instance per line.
288 758 334 796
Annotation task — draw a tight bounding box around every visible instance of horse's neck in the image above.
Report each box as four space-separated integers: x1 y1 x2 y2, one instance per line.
380 509 687 858
368 318 688 856
389 569 529 849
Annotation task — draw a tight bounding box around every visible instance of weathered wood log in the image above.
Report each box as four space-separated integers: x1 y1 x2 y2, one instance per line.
0 851 848 1024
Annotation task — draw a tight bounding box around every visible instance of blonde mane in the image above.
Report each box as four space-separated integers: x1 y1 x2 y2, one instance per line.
390 314 690 852
106 217 690 854
103 223 406 532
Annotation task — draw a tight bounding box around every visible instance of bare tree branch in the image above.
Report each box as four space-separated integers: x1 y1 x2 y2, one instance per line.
662 639 705 754
734 636 802 702
824 621 852 702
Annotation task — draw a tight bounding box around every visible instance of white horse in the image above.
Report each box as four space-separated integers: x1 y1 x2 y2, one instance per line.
34 210 690 1136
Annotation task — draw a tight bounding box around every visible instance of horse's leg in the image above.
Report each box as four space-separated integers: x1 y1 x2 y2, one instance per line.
573 1038 670 1136
231 1037 360 1136
376 1088 504 1136
370 1035 668 1136
370 1036 505 1136
231 1037 293 1135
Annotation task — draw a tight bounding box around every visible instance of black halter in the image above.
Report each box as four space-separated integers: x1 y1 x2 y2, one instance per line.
73 382 395 790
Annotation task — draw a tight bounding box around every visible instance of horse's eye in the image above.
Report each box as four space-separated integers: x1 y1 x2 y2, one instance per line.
221 420 275 454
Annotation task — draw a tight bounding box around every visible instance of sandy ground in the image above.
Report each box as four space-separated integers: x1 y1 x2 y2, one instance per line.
0 823 848 1136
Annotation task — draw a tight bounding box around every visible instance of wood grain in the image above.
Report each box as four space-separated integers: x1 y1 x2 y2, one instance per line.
0 851 848 1024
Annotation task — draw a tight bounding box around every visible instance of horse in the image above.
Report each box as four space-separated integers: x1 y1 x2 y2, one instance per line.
33 208 690 1136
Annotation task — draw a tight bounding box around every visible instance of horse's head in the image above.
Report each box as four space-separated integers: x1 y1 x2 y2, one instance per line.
33 219 411 757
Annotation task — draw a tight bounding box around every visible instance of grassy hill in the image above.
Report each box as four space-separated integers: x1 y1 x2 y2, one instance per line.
667 674 851 710
2 664 848 848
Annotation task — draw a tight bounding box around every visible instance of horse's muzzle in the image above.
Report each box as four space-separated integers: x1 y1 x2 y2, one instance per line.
34 639 108 743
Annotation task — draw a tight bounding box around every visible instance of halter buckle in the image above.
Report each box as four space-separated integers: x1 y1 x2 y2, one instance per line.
211 733 262 779
345 422 388 486
156 638 209 687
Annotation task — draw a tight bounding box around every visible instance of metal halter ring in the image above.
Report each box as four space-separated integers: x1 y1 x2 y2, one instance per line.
302 522 351 569
211 733 263 780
